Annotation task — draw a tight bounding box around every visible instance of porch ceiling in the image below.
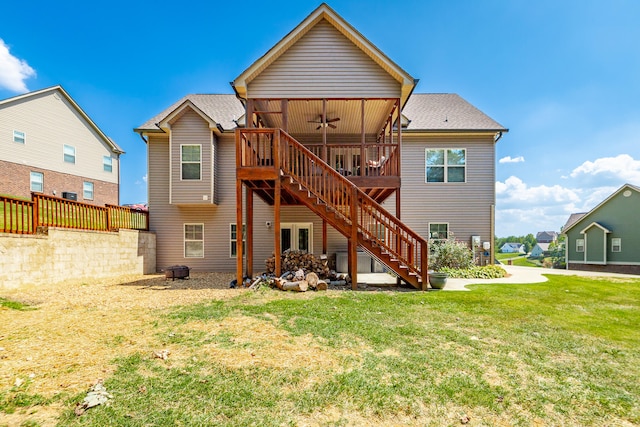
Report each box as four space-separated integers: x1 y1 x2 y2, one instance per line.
254 99 397 136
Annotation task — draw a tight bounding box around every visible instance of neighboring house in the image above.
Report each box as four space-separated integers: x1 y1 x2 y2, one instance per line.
135 4 507 288
500 243 525 254
562 183 640 274
536 231 558 243
530 243 550 258
0 86 123 206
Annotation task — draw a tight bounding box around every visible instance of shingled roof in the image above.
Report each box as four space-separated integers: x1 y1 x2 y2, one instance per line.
136 93 506 133
135 94 244 132
403 94 506 132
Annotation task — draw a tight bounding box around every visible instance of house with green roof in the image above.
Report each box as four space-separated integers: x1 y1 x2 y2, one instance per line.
135 3 507 288
562 184 640 274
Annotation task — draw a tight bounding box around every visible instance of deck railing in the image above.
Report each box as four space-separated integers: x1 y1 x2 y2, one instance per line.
299 143 398 177
0 193 148 235
0 195 34 234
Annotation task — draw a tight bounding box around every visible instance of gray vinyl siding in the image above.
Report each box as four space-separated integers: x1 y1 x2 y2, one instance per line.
149 132 276 273
384 134 496 246
248 19 400 99
0 90 119 184
170 109 214 205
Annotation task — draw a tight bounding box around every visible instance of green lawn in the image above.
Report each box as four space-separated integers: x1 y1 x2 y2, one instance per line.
10 275 640 426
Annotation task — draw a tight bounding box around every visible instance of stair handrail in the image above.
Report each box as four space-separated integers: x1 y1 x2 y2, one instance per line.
277 129 428 280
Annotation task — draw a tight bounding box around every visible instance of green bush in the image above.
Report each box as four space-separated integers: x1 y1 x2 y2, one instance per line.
428 237 474 271
441 265 507 279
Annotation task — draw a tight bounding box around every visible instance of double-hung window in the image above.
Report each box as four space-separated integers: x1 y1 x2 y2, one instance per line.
184 224 204 258
83 182 94 200
103 156 113 172
13 130 25 144
30 171 43 192
181 145 201 180
425 148 466 183
576 239 585 253
611 238 622 252
64 145 76 164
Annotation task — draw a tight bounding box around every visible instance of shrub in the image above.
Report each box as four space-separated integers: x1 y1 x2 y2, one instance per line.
441 265 507 279
428 237 474 271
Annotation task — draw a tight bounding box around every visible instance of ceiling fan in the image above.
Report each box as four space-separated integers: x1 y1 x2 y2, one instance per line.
308 115 340 130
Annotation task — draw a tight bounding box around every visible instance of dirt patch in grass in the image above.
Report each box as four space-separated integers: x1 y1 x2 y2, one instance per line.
0 273 241 425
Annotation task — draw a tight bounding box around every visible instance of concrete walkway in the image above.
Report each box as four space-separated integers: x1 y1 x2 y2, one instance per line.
357 266 640 291
443 265 640 291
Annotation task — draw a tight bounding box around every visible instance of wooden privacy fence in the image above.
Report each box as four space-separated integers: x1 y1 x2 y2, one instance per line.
0 193 148 234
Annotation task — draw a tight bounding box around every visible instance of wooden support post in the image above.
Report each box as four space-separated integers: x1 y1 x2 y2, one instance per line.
246 187 253 279
274 129 282 276
421 240 429 291
350 187 358 290
236 179 243 285
274 178 282 277
281 99 288 133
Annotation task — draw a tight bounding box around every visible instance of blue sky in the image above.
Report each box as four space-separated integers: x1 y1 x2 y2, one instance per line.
1 0 639 237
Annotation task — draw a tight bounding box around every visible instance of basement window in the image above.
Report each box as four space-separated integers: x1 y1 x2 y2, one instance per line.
429 223 449 240
30 171 43 192
230 224 246 258
83 181 94 200
184 224 204 258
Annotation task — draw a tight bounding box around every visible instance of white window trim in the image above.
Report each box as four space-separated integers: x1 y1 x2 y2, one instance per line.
576 238 585 253
30 171 43 192
64 144 76 164
180 144 202 181
428 222 450 240
83 181 94 200
611 237 622 253
13 130 25 144
230 223 246 258
103 155 113 173
281 222 314 253
184 223 204 258
425 148 467 183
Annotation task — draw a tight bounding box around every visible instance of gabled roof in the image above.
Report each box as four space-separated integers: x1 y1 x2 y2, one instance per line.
402 94 507 132
534 242 551 251
0 85 124 154
231 3 416 103
580 222 611 234
135 94 245 134
501 242 524 248
563 183 640 233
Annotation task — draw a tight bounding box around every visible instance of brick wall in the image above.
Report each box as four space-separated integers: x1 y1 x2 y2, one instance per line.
0 228 156 289
568 262 640 275
0 159 119 206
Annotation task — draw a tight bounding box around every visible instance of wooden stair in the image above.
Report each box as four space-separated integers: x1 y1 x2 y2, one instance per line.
237 128 429 290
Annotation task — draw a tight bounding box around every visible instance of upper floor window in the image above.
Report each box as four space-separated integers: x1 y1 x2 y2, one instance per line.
30 171 43 192
103 156 113 173
64 145 76 164
429 223 449 240
425 148 466 183
83 181 94 200
576 238 585 253
611 238 622 252
181 145 201 180
185 224 204 258
13 130 25 144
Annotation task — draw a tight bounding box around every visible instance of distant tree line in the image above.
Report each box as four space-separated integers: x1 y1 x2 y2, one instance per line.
494 234 537 254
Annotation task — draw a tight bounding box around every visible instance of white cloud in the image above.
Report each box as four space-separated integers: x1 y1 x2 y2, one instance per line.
496 176 581 207
0 39 36 93
499 155 525 164
569 154 640 184
142 174 148 183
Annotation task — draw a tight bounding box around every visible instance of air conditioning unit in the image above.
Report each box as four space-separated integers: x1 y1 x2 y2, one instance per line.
61 192 77 201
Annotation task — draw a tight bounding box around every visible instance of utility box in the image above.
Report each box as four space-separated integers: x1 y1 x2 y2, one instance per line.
336 251 373 273
62 192 77 201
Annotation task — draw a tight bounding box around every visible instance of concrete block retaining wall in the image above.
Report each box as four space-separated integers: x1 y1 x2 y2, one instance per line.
0 228 156 289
